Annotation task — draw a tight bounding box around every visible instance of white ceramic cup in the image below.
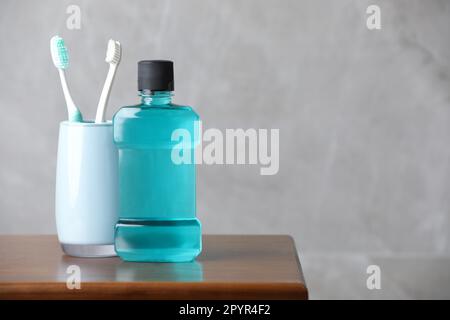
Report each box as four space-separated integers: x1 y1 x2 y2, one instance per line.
55 121 118 257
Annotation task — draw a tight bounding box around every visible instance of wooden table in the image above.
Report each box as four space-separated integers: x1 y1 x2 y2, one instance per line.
0 235 308 300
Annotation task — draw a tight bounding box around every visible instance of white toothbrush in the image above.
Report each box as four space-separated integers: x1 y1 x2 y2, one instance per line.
95 39 121 123
50 36 83 122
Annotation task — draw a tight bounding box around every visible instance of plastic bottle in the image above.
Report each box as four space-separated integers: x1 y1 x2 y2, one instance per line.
113 60 201 262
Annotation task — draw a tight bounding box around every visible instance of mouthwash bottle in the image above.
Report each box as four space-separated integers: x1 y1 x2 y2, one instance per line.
113 60 201 262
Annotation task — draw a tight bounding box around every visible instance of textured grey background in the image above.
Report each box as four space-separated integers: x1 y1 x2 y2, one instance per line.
1 0 450 299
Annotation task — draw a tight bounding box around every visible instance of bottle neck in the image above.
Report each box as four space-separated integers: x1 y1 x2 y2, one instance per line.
140 90 173 106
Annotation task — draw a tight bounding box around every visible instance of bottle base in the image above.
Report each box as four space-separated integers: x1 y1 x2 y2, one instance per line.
115 218 202 262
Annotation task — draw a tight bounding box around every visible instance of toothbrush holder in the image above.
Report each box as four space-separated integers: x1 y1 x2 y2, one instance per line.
55 121 118 257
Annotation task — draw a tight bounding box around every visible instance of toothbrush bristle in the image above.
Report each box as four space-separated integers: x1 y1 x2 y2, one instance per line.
105 39 121 64
50 36 69 69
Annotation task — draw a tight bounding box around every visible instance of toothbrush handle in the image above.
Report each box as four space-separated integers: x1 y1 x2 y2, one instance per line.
58 69 78 116
95 64 117 123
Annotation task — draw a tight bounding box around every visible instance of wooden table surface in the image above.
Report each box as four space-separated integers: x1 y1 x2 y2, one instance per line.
0 235 308 300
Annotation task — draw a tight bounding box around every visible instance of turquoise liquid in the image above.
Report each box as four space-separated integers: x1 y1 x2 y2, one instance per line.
113 91 201 262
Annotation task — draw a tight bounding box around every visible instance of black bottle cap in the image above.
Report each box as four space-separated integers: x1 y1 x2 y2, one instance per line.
138 60 174 91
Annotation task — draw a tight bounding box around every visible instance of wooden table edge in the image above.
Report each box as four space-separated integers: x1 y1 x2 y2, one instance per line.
0 281 308 300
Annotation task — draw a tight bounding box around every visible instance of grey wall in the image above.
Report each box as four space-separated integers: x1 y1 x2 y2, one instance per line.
1 0 450 299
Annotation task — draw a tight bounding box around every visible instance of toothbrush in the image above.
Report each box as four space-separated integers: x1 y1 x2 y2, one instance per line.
50 36 83 122
95 39 121 123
